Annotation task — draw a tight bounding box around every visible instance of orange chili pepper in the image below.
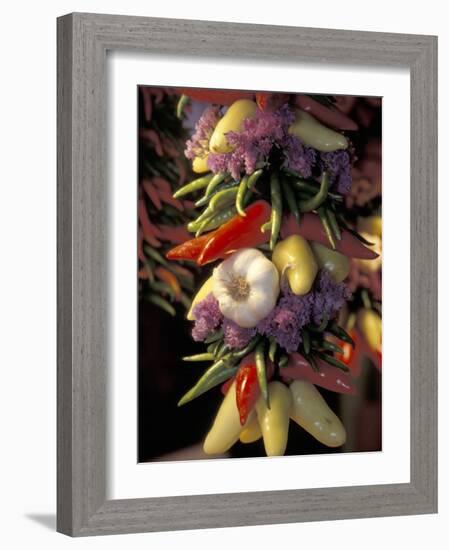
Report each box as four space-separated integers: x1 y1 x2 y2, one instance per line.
154 266 182 299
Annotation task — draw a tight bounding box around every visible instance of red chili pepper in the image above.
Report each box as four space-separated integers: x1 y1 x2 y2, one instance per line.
294 95 358 131
256 92 290 112
280 352 357 395
197 200 271 265
281 212 378 260
235 353 275 425
235 362 260 425
176 88 254 105
166 233 211 262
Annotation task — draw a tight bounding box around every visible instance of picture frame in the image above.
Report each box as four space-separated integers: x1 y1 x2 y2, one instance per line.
57 12 438 536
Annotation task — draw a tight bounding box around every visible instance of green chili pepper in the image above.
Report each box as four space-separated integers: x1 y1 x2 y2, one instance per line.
326 209 341 241
176 94 189 119
316 352 350 372
195 206 238 234
143 245 168 266
204 328 224 344
232 335 261 360
268 337 277 362
307 354 319 372
327 322 355 347
209 187 239 212
246 169 263 190
255 341 270 408
173 174 213 198
207 339 222 356
205 172 227 197
216 343 231 361
317 312 329 332
278 354 289 369
317 207 336 249
195 182 238 207
291 179 318 195
177 359 238 406
269 172 282 250
149 280 176 298
236 175 249 216
183 353 215 362
282 180 301 225
179 292 192 310
316 340 344 355
145 294 176 316
297 171 329 212
260 220 272 233
302 329 311 355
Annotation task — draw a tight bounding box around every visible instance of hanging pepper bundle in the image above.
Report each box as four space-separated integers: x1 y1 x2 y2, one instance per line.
138 87 200 315
167 89 381 456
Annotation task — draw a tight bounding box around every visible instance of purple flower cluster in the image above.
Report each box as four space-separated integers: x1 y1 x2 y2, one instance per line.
191 272 351 354
320 150 352 195
191 293 254 349
222 318 256 349
184 106 220 161
256 271 351 353
191 293 222 341
208 104 316 180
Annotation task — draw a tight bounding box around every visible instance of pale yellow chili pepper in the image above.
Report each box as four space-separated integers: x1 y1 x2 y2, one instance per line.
209 99 258 153
256 381 292 456
289 380 346 447
272 235 318 295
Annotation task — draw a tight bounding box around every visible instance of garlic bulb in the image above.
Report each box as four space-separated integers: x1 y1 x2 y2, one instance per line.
212 248 279 328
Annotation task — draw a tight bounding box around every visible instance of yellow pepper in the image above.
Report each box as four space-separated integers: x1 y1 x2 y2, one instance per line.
357 215 382 238
209 99 258 153
357 308 382 352
256 381 292 456
186 276 214 320
289 380 346 447
203 381 254 455
192 155 210 173
239 414 262 444
310 241 350 282
272 235 318 295
289 110 348 152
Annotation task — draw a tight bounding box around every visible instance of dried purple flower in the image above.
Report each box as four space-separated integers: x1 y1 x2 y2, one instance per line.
311 270 352 325
185 106 220 160
256 272 351 353
222 318 256 349
191 293 223 342
207 104 316 180
320 150 352 195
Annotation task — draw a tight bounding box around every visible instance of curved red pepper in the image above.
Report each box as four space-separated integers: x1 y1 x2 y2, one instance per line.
294 95 358 131
197 200 271 265
235 353 274 425
166 233 211 262
280 352 357 395
281 212 379 260
176 88 254 105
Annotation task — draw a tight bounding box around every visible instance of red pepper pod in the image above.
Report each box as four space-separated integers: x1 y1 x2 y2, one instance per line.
294 95 358 131
166 233 211 262
197 200 272 265
176 88 254 105
280 352 357 395
256 92 291 112
281 212 379 260
235 353 275 425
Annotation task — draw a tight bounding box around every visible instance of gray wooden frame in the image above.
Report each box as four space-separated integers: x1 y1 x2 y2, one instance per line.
57 12 438 537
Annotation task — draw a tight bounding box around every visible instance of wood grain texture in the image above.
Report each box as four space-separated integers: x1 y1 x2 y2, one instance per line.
57 12 438 536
